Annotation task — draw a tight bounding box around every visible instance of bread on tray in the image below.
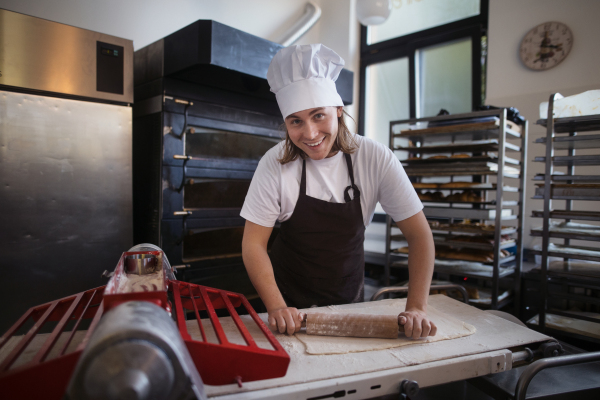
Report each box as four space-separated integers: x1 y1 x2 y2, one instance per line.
396 244 510 262
440 182 485 189
412 183 439 189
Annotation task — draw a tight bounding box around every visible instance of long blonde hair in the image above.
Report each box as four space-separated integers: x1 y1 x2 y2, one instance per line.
278 110 358 164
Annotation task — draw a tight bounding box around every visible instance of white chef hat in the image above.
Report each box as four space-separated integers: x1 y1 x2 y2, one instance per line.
267 44 345 119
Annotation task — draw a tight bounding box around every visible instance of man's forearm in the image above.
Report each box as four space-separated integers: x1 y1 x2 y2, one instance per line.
405 233 435 311
395 212 435 312
242 244 287 312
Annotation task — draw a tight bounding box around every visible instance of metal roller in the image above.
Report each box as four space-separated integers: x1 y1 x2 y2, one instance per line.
65 301 206 400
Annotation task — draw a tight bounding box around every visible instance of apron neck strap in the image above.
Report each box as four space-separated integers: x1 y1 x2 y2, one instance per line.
301 158 307 194
344 153 355 186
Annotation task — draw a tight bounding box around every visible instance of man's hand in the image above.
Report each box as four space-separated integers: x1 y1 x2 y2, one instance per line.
398 309 437 339
268 307 304 335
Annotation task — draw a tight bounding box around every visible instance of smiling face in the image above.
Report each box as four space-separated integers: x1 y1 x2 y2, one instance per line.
284 106 343 160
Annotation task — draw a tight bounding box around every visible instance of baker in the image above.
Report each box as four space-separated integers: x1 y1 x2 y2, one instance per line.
241 44 436 340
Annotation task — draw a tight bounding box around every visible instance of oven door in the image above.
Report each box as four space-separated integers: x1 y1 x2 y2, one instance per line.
164 114 283 172
161 219 279 264
161 218 279 298
163 165 254 219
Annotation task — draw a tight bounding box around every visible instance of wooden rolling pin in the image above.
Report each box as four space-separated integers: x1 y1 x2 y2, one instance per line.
301 313 403 339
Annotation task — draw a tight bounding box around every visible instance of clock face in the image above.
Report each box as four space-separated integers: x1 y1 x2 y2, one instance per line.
519 21 573 71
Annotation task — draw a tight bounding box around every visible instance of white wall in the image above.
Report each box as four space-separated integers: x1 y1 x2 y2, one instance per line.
0 0 361 120
486 0 600 250
0 0 308 49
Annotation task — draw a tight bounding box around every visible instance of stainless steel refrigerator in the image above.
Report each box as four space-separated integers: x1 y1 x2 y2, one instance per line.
0 9 133 332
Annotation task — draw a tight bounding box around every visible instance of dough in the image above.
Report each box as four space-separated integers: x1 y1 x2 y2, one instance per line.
295 299 475 355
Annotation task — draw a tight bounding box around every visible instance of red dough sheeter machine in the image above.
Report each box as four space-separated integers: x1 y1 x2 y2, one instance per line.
0 245 596 400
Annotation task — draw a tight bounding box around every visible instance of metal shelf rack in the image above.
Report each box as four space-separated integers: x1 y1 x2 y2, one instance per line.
530 92 600 340
385 109 528 311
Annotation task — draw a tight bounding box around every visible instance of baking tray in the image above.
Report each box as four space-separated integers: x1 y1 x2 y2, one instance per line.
394 140 521 154
397 119 522 142
545 261 600 279
535 134 600 150
391 259 515 280
531 244 600 262
392 233 516 250
531 222 600 242
533 184 600 200
423 206 514 220
405 162 520 178
534 174 600 183
412 183 519 192
419 199 518 206
537 114 600 133
408 170 520 178
534 155 600 166
403 155 520 166
531 210 600 222
469 290 513 309
429 225 517 236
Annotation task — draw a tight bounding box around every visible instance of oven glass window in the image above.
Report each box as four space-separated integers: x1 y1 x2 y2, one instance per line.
184 179 251 209
186 127 281 161
183 227 279 262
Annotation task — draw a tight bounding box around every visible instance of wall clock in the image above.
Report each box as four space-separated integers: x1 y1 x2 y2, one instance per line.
519 21 573 71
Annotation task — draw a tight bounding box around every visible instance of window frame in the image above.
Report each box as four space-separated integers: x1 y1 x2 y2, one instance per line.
358 0 489 136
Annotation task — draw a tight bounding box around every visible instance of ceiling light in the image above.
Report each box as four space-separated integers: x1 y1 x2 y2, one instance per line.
356 0 392 26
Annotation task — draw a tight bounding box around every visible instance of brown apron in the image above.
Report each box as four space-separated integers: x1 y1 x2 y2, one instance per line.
269 152 365 308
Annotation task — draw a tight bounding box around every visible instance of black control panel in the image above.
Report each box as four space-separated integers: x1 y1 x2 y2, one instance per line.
96 41 124 95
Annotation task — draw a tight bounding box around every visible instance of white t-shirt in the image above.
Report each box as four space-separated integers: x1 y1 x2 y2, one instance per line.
240 135 423 228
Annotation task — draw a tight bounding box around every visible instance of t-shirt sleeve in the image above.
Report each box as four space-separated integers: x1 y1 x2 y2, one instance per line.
376 145 423 222
240 148 282 227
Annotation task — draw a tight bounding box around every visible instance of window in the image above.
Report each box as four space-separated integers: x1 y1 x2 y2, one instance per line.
365 57 410 146
368 0 480 44
418 37 473 117
359 0 489 145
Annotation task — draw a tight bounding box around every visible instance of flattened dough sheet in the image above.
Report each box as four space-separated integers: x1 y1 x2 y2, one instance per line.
296 298 475 355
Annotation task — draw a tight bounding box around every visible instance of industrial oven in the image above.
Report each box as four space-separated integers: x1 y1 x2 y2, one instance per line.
132 19 354 297
0 9 133 333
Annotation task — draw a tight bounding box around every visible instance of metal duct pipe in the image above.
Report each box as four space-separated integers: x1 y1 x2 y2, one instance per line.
277 1 322 47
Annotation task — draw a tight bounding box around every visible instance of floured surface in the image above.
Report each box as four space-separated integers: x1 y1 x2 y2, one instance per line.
296 301 475 355
203 295 551 397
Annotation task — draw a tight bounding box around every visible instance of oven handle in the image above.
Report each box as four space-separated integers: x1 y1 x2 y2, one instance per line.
174 211 192 246
174 156 189 192
164 96 194 139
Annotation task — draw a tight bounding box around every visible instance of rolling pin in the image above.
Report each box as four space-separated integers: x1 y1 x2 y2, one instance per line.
301 313 404 339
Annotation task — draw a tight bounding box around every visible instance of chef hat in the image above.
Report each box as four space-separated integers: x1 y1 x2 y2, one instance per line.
267 44 345 119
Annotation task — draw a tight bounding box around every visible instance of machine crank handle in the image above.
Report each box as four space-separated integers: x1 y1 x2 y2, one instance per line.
101 270 114 279
399 379 419 399
512 340 563 366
